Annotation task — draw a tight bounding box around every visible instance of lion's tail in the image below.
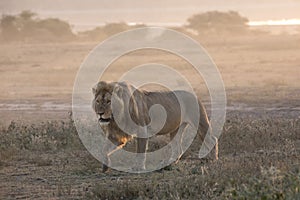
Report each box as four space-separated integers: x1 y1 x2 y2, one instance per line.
197 101 219 160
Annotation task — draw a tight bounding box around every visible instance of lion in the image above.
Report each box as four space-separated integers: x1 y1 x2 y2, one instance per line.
92 81 218 172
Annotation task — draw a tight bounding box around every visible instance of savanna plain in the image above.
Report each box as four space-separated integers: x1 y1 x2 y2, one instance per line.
0 32 300 199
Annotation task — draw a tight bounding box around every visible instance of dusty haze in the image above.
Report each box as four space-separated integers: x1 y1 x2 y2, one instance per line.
1 0 300 31
0 1 300 199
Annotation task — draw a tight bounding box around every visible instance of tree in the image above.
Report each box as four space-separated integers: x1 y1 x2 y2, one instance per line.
101 22 130 36
0 11 75 42
186 11 249 35
37 18 74 37
19 10 36 21
0 15 19 40
17 10 38 39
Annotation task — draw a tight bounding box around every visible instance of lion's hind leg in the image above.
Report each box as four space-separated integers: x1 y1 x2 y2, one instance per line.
198 129 219 161
131 137 148 172
169 123 189 164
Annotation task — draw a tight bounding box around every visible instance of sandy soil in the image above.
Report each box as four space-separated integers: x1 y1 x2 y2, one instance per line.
0 35 299 115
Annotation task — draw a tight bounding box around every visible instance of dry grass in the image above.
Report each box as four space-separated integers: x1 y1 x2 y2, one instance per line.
0 113 299 199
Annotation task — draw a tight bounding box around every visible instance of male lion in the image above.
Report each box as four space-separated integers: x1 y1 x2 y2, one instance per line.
92 81 218 172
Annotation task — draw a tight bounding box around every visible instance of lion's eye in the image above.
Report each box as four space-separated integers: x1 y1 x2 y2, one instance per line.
107 100 111 104
96 100 100 104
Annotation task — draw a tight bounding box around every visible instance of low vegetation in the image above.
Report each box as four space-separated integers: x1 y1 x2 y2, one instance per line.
0 116 82 154
1 114 299 199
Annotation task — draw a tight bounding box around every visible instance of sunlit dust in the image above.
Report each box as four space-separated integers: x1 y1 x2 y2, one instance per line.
248 19 300 26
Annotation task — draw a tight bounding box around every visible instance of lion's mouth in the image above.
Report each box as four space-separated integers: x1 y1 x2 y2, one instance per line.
99 117 111 123
97 113 112 124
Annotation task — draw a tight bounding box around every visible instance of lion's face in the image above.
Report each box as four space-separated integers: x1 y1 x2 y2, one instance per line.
92 82 114 125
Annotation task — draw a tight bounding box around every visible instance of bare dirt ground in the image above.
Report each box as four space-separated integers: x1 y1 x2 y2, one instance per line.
0 34 300 199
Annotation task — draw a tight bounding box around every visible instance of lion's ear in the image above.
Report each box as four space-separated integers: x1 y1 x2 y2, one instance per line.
92 86 97 95
113 84 123 97
107 82 116 94
92 81 110 95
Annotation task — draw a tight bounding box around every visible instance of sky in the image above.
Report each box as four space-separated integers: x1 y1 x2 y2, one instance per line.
1 0 300 30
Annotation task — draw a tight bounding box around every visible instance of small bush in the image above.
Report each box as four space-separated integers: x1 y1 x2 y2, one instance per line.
0 116 83 154
223 167 300 199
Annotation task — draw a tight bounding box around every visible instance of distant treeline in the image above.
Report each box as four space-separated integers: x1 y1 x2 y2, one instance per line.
0 10 75 42
0 10 266 43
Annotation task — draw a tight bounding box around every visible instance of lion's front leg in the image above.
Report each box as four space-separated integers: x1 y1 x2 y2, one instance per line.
102 138 125 173
133 137 148 171
102 141 113 172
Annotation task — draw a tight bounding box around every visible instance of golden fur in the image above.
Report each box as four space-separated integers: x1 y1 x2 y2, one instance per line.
92 81 218 172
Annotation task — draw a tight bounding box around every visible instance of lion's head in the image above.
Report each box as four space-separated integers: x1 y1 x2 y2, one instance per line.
92 81 115 125
92 81 149 129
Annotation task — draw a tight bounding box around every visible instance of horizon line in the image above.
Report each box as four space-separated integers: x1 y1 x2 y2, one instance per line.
72 19 300 31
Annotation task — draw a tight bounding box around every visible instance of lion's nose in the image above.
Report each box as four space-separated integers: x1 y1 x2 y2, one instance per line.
98 112 105 116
